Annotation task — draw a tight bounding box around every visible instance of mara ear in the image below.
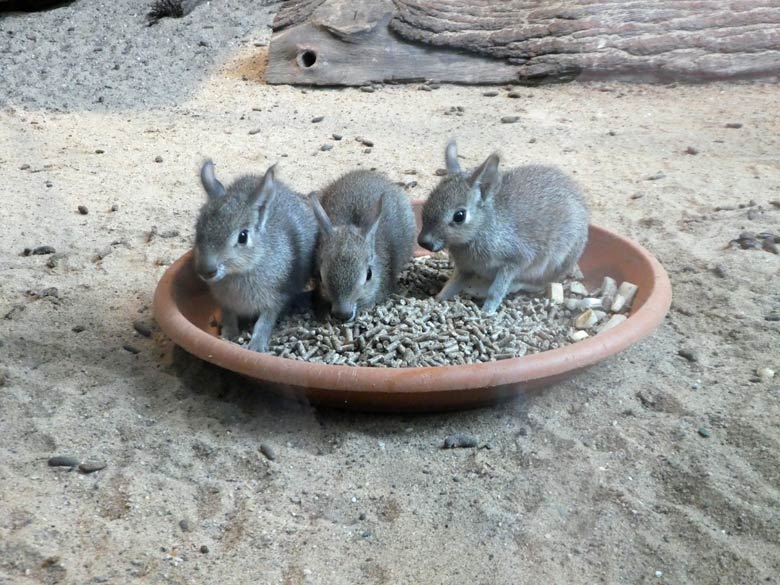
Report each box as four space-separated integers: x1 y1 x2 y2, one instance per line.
308 191 334 236
467 153 500 201
362 192 385 243
251 164 278 230
445 139 461 174
200 159 226 200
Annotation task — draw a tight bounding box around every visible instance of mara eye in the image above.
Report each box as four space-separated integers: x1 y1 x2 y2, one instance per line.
366 267 373 282
237 230 249 245
452 209 466 224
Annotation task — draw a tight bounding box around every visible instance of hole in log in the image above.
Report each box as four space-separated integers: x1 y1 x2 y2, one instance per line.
298 50 317 69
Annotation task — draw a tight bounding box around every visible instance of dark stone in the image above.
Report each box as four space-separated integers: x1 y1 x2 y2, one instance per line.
697 427 711 438
311 116 324 123
260 443 276 461
154 155 164 162
678 347 699 362
72 325 86 333
78 461 106 474
482 90 498 97
133 320 153 338
332 133 342 140
725 123 743 129
199 545 209 554
320 143 333 151
32 245 56 255
645 172 666 181
48 455 79 468
442 433 478 449
500 116 520 124
123 344 141 354
78 205 89 215
248 128 261 135
685 146 699 155
179 519 192 532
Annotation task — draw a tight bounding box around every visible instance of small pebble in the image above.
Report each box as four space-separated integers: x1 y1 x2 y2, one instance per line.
248 129 261 135
442 434 478 449
684 146 699 155
78 205 89 215
756 367 775 381
179 519 192 532
678 347 699 363
631 193 645 200
418 84 432 91
133 320 153 338
159 229 179 238
72 325 86 333
111 204 119 212
655 570 664 578
711 264 727 278
259 443 276 461
78 461 106 474
94 149 105 154
311 116 324 123
48 456 79 468
320 144 333 151
697 427 711 438
332 133 342 141
154 155 164 162
507 91 521 98
123 344 140 354
20 163 30 170
199 545 209 554
646 172 666 181
725 123 742 129
357 138 374 147
434 169 448 176
359 86 375 93
501 116 520 124
361 530 371 538
482 90 498 97
32 245 56 255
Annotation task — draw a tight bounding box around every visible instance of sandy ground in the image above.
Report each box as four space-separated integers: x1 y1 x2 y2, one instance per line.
2 2 780 584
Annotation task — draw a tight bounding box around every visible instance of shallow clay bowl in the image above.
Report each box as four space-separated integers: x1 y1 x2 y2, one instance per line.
154 204 671 412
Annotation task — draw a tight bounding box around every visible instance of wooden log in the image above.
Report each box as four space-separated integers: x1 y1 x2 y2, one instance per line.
267 0 522 85
267 0 780 85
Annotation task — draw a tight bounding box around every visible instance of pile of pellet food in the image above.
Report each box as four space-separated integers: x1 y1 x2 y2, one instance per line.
234 256 638 367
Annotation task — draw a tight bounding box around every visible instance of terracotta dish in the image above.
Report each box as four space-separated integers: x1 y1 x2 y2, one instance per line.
154 205 671 412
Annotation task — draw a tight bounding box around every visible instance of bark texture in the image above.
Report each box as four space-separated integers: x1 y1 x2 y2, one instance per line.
267 0 780 84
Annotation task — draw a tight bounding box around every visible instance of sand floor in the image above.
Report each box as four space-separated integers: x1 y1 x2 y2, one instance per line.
1 2 779 584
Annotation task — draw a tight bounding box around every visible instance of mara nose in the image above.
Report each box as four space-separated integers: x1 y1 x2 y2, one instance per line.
417 234 441 252
331 306 355 322
196 262 220 281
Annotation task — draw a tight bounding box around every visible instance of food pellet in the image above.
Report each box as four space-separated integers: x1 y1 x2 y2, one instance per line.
235 257 634 367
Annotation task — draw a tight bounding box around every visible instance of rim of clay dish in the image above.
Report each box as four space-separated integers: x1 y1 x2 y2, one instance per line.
153 224 672 396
